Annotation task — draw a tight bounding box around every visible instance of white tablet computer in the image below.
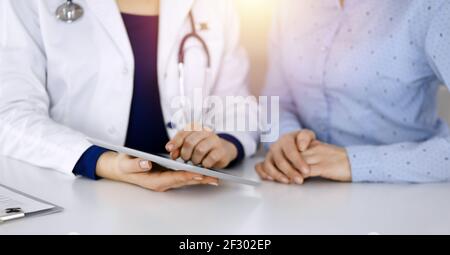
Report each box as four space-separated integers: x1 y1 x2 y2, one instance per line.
88 138 260 186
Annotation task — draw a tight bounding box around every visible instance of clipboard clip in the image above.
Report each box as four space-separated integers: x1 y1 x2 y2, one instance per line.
0 207 25 223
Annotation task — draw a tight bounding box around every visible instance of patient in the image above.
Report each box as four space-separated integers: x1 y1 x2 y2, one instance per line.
257 0 450 184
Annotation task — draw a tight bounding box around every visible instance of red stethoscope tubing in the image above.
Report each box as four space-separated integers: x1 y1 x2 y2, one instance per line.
178 11 211 68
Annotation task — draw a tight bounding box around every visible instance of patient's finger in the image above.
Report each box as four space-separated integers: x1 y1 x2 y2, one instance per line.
255 162 273 181
281 139 310 175
302 152 321 165
296 130 316 152
301 143 322 157
272 149 304 184
264 154 290 184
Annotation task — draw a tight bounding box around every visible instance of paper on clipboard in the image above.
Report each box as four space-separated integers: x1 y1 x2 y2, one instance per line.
0 184 63 223
0 186 54 214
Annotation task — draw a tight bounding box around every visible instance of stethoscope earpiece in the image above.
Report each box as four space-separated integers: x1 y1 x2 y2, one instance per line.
56 0 84 23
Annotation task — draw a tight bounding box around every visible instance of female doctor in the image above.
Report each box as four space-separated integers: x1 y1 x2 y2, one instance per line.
0 0 257 191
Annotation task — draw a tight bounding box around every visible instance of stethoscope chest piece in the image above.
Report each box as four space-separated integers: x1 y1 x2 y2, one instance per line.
56 0 84 23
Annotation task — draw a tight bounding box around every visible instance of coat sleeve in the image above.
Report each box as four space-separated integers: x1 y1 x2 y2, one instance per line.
0 0 92 175
207 0 258 157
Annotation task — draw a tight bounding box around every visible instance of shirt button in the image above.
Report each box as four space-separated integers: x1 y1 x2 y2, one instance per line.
122 67 129 75
321 46 329 52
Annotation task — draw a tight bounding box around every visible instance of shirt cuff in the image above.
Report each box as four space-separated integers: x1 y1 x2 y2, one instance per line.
346 145 383 183
73 145 110 180
218 133 245 167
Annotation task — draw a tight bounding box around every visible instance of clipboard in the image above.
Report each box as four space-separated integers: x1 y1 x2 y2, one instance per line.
0 183 63 224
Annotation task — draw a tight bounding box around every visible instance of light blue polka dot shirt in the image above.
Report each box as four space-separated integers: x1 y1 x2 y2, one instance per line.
263 0 450 183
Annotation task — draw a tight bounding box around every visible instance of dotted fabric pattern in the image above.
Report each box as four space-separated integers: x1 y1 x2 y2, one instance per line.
263 0 450 183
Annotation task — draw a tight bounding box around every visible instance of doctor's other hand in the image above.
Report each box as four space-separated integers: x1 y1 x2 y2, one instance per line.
165 127 238 169
300 141 352 182
96 152 219 192
255 130 316 185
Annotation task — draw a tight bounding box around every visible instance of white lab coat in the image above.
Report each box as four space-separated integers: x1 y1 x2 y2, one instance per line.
0 0 257 176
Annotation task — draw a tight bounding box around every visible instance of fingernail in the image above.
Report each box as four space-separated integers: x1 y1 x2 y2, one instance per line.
166 143 173 151
295 177 303 184
282 178 290 184
139 160 151 170
267 176 274 181
208 182 219 186
193 176 204 181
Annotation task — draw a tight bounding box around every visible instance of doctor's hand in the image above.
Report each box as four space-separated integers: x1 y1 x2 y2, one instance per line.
255 130 316 185
300 141 352 182
166 126 238 169
96 152 219 192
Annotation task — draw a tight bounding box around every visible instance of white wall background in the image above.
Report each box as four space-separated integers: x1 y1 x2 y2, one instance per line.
236 0 450 124
236 0 274 95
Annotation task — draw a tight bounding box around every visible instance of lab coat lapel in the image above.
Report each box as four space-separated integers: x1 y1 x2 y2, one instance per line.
158 0 195 77
85 0 133 65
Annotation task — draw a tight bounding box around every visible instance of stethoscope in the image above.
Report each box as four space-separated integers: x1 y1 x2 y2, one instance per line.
176 11 212 130
55 0 84 23
56 1 212 130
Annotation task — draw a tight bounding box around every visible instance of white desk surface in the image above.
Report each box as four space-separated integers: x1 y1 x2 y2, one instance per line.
1 155 449 235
